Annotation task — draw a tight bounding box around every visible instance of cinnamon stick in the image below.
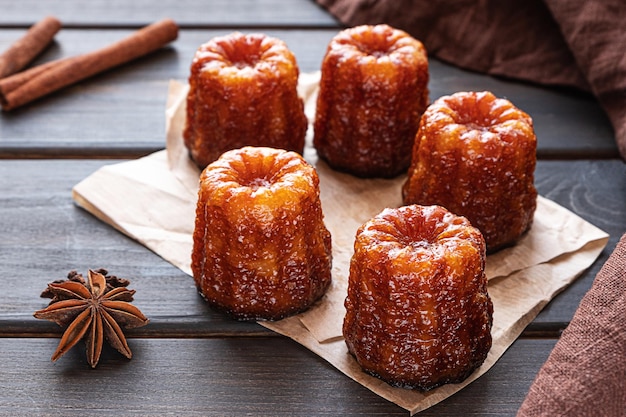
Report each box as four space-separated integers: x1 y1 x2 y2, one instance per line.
0 16 61 79
0 58 63 97
0 18 179 111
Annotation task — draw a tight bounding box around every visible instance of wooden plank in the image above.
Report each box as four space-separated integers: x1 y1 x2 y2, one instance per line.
0 158 270 337
531 159 626 324
0 0 339 28
0 159 623 334
0 28 618 159
428 61 618 159
0 28 337 159
0 337 554 416
0 27 337 73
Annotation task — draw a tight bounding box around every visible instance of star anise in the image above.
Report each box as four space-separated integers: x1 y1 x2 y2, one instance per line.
34 269 149 368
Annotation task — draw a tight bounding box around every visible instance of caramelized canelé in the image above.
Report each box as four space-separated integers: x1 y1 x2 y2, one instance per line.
184 32 307 169
313 24 429 178
192 146 332 321
402 91 537 252
343 205 493 390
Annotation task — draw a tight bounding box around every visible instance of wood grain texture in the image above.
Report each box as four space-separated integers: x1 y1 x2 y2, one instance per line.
532 160 626 324
0 29 618 158
0 28 336 158
0 0 339 28
0 159 623 334
0 337 555 417
0 159 269 337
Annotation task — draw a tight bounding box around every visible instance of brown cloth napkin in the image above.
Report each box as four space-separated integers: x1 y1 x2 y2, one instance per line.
314 0 626 159
517 233 626 416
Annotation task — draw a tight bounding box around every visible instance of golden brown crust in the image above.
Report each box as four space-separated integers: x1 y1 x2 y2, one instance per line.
402 91 537 252
184 32 307 169
343 205 492 390
313 24 429 178
192 146 332 321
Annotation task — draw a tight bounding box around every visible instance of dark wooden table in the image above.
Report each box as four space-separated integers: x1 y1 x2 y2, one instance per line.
1 1 624 416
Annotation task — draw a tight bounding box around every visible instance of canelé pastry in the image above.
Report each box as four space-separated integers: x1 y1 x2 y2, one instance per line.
343 204 493 390
183 32 307 169
402 91 537 252
192 146 332 321
313 24 429 178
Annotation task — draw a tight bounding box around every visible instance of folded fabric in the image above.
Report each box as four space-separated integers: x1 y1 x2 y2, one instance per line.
314 0 626 159
517 233 626 416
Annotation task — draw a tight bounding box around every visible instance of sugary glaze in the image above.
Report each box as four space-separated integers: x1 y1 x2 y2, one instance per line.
343 205 493 390
192 146 332 321
184 32 307 169
313 24 429 178
402 91 537 252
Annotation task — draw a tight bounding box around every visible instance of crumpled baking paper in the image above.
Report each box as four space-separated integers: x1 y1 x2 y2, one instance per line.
72 74 609 415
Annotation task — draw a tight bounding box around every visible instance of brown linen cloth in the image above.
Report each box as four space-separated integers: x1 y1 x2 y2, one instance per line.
517 233 626 417
314 0 626 159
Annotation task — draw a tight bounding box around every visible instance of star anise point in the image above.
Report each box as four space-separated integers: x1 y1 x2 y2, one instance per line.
34 269 148 368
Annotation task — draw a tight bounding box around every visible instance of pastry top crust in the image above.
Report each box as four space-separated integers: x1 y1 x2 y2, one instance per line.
417 91 535 151
353 204 486 277
199 146 319 217
326 24 427 76
191 32 299 84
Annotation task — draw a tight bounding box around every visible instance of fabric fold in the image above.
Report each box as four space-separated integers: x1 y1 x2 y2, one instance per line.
517 233 626 417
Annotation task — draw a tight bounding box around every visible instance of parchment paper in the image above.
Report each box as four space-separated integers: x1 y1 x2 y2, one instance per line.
72 75 609 415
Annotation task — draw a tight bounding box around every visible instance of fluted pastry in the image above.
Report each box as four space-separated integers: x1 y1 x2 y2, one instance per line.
343 204 493 390
184 32 307 169
402 91 537 252
313 24 429 178
192 146 332 321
